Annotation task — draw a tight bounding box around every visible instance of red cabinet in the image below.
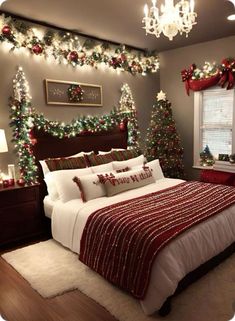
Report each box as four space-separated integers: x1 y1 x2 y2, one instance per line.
200 169 235 186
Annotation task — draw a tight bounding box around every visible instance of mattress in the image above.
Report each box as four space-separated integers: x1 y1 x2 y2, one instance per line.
51 178 235 314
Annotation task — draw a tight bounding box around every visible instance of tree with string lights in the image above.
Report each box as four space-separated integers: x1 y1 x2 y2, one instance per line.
119 83 141 150
145 90 184 178
9 66 38 185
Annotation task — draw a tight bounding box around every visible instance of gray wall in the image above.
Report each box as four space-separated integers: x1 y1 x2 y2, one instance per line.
0 46 159 174
159 35 235 179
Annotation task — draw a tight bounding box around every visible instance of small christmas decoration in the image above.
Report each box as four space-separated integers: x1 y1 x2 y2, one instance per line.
119 83 141 150
68 51 78 62
200 145 215 166
67 84 84 103
32 44 43 55
145 91 184 178
229 153 235 164
2 25 11 36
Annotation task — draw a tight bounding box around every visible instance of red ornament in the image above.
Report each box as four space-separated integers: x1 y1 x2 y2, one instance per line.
32 44 43 55
2 25 11 36
119 122 125 131
99 119 105 125
17 178 25 187
69 51 78 62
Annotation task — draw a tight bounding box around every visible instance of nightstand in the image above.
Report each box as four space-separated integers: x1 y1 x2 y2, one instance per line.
0 184 45 247
200 169 235 186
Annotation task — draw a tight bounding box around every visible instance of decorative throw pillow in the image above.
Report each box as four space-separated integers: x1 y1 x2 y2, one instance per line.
91 162 114 173
100 167 155 197
111 149 141 161
45 156 87 171
132 159 164 181
49 168 92 202
73 173 106 202
85 152 113 166
112 155 145 171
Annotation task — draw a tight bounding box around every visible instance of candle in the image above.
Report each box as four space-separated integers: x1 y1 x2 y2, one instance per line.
8 164 16 181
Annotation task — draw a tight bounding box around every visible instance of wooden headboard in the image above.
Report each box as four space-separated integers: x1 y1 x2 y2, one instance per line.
32 122 128 199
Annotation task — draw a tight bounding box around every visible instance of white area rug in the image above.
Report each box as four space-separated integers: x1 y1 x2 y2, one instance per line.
2 239 235 321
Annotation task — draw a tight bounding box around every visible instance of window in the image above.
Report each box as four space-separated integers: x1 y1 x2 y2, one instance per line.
194 87 235 166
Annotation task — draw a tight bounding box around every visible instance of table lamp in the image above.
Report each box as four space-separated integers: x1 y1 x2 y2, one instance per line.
0 129 8 180
0 129 8 153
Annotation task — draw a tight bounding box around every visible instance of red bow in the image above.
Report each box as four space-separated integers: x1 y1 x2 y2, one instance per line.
218 58 235 90
181 64 196 95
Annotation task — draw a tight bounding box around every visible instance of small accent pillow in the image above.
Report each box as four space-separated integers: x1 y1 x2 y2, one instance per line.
99 167 155 197
73 173 106 202
132 159 164 181
45 156 87 172
91 162 113 173
111 149 141 161
112 155 145 171
47 168 92 202
85 152 113 166
39 152 92 176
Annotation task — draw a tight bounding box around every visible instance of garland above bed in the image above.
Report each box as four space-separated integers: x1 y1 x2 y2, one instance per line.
9 67 140 185
181 58 235 95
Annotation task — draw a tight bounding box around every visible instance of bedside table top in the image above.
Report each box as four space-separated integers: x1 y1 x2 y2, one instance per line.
0 184 40 193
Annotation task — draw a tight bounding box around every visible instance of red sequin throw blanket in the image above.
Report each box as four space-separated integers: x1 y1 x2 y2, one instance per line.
79 181 235 299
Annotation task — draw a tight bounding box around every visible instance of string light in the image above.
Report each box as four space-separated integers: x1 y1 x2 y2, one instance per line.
0 13 159 75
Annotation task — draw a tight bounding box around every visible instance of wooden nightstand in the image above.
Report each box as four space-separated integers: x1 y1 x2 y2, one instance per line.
0 184 46 247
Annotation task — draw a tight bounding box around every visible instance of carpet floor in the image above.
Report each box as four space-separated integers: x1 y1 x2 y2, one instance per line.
2 239 235 321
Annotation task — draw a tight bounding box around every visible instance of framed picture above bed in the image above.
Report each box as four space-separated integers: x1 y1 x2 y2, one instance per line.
45 79 103 107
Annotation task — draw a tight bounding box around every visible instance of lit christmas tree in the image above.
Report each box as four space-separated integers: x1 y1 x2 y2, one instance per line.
145 90 184 178
200 145 214 166
119 83 140 150
9 66 38 185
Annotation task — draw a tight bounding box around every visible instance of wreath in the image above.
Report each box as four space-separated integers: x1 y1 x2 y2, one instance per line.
67 84 84 103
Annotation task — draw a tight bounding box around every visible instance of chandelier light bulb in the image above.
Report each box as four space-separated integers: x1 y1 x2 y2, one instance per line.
142 0 197 40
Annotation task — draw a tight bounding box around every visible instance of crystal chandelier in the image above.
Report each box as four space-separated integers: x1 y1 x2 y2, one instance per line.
142 0 197 41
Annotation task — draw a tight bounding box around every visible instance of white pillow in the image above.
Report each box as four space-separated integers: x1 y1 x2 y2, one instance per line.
112 155 145 171
39 151 93 177
132 159 164 181
91 162 113 173
44 174 60 201
73 173 106 202
48 167 92 202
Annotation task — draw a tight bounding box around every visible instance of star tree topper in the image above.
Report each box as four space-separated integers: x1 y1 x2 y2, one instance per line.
157 90 166 101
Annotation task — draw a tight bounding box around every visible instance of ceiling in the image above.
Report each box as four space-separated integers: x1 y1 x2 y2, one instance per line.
1 0 235 52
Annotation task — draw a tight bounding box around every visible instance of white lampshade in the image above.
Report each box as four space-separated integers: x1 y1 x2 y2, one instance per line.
0 129 8 153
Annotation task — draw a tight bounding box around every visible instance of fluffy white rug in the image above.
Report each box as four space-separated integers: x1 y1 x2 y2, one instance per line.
2 239 235 321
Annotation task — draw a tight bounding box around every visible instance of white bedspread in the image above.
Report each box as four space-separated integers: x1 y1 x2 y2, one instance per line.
51 178 235 315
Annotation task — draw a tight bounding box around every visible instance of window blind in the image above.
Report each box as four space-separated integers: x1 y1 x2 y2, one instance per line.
201 89 233 158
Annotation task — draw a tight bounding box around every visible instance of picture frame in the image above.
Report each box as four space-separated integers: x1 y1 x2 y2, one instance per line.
45 79 103 107
218 154 230 161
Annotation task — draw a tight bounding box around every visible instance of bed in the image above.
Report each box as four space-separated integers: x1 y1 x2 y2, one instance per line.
31 125 235 316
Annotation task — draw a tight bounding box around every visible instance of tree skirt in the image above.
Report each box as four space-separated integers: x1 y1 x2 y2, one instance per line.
2 239 235 321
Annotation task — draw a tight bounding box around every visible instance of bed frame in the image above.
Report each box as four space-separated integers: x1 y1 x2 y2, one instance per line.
31 123 235 317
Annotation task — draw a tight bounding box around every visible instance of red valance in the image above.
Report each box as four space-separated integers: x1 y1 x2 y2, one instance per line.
181 58 235 95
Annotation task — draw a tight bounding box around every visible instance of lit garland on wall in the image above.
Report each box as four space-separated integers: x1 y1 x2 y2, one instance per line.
0 14 159 75
9 67 139 185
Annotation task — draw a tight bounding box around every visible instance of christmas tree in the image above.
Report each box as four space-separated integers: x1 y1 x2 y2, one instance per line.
119 83 140 150
145 90 184 178
200 145 214 166
9 66 38 185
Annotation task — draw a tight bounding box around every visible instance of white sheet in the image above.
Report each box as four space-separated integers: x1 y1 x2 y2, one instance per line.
51 178 235 315
43 196 56 219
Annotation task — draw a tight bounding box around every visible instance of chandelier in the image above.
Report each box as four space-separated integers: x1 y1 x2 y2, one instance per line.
142 0 197 41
